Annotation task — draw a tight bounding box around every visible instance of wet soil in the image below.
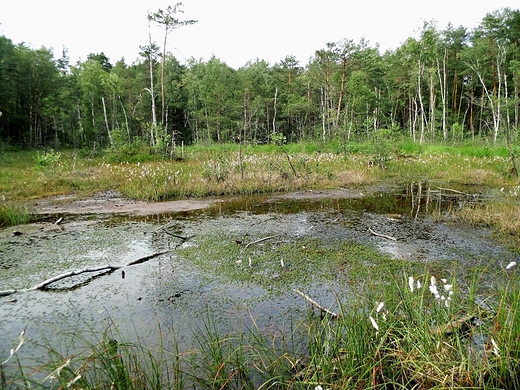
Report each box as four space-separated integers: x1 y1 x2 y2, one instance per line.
25 189 218 216
1 187 518 371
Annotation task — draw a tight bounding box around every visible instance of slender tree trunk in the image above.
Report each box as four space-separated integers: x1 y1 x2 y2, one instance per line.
417 62 426 144
429 72 436 137
161 29 169 129
119 97 130 143
437 48 447 140
147 20 157 145
320 86 326 142
273 87 278 134
101 97 114 148
336 58 347 126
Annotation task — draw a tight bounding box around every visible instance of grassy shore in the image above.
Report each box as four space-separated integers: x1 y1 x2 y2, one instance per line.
1 140 518 244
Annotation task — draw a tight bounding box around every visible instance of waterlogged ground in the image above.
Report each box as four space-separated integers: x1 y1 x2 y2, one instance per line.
1 184 519 375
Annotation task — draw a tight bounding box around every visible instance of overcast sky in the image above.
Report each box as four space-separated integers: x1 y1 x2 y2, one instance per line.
1 0 518 69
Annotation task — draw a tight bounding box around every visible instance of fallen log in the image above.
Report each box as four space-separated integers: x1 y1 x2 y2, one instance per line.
30 264 121 291
437 187 467 195
430 314 475 336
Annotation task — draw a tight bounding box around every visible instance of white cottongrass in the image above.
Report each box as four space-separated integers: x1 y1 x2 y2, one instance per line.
408 276 415 292
67 375 82 387
369 316 379 331
44 358 71 382
506 261 517 270
429 283 440 299
426 275 455 306
491 338 500 357
375 301 385 313
1 329 25 365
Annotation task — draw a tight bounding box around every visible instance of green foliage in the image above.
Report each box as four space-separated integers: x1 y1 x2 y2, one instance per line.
34 149 61 169
0 201 31 227
2 7 520 150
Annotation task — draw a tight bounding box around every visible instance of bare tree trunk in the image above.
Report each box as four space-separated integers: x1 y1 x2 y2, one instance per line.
160 28 169 130
437 48 448 140
102 97 114 148
336 58 347 126
119 97 130 143
320 86 326 142
76 104 85 147
147 20 157 145
273 86 278 134
416 62 426 144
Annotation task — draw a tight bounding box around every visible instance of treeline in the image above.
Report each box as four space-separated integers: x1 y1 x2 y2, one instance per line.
0 7 519 152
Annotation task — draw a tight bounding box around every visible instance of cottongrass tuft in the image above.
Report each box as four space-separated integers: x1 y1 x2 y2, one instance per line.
1 329 25 365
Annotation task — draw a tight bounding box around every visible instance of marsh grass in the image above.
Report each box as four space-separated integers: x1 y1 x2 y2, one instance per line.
0 202 31 227
1 141 516 205
2 264 520 389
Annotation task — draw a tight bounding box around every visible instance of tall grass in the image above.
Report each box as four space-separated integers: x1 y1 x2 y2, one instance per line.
0 202 31 227
0 142 516 204
2 264 519 389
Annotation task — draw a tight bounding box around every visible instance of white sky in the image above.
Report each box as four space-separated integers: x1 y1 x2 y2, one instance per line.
1 0 518 69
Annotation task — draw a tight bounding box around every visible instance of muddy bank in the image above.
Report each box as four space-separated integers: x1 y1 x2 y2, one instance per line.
25 189 220 216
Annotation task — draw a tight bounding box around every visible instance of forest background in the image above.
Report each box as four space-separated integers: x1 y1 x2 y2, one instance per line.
0 7 519 156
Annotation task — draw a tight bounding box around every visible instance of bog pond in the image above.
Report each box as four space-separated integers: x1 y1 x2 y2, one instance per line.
1 183 519 374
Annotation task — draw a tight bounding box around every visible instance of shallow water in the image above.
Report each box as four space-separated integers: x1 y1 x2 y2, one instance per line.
1 184 518 377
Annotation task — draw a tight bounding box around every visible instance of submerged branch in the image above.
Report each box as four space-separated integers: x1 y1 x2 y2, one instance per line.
293 289 339 318
368 228 397 241
0 250 171 298
437 187 467 195
244 235 277 249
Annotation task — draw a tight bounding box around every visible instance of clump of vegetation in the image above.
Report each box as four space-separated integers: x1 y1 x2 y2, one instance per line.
2 263 519 389
34 149 61 170
0 199 31 227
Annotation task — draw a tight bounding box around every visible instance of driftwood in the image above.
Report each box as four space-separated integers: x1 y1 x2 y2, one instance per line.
153 222 193 242
368 228 397 241
162 231 193 241
430 314 475 336
0 250 170 298
244 235 277 249
437 187 467 195
293 289 339 318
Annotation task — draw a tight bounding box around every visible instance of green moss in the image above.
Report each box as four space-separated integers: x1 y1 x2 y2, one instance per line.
176 232 423 294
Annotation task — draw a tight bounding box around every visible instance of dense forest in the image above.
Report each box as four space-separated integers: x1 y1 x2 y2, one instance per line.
0 7 519 153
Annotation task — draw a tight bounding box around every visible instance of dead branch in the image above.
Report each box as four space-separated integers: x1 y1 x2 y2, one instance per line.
430 314 475 336
293 289 339 318
244 235 277 249
162 231 192 241
0 250 171 297
0 289 17 297
368 228 397 241
153 221 176 232
437 187 467 195
124 250 170 266
30 265 120 291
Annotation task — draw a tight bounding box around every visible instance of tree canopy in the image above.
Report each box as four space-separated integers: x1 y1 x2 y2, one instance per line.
0 7 519 151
